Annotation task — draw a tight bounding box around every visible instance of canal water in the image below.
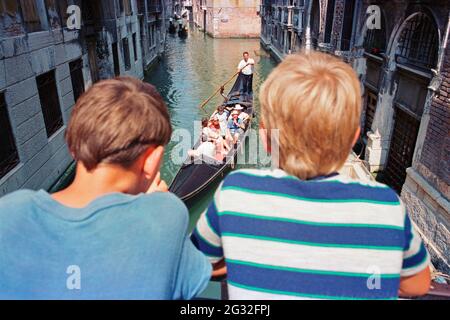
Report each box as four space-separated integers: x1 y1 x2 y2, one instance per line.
145 27 277 230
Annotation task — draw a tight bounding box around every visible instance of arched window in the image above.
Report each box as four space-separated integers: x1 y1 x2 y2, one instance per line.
364 11 386 56
396 13 439 70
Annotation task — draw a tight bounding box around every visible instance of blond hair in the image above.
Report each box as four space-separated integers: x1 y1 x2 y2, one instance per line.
259 51 361 180
66 77 172 171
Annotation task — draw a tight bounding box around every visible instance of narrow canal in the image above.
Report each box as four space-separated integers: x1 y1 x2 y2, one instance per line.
145 27 277 229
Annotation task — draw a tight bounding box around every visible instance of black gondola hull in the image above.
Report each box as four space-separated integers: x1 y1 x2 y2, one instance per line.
169 73 253 203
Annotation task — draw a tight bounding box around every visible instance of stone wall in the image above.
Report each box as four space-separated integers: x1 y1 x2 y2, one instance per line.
194 0 261 38
403 168 450 274
261 0 450 274
418 46 450 198
0 29 86 196
0 0 169 196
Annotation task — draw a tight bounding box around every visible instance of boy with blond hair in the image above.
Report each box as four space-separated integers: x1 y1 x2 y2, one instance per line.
192 52 431 300
0 77 211 299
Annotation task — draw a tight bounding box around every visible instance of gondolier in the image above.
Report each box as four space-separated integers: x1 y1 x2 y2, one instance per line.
238 52 255 95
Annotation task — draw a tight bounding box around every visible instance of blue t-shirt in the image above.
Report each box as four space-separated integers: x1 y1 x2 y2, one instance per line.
0 190 211 300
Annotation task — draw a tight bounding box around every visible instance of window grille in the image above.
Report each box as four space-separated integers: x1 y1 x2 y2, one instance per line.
396 13 439 70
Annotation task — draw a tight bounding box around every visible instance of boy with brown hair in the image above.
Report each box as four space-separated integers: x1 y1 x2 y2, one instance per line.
192 52 431 300
0 77 211 300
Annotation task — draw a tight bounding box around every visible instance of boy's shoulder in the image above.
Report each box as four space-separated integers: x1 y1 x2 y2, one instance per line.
0 189 37 212
132 192 190 226
223 168 299 186
222 169 401 204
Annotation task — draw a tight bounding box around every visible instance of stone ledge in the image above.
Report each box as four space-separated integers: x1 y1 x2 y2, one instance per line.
405 167 450 218
402 168 450 274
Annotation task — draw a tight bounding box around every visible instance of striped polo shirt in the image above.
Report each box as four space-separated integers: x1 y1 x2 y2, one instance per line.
192 169 430 300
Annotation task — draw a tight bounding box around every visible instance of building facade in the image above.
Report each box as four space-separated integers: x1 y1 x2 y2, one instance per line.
0 0 170 196
261 0 450 274
193 0 261 38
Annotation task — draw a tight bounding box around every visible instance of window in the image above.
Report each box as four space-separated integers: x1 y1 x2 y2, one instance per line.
69 59 85 103
340 0 355 51
132 33 138 62
122 38 131 71
44 0 60 29
0 92 20 180
137 0 145 14
363 90 377 139
149 24 155 47
20 0 45 33
310 0 320 48
324 0 335 43
36 71 63 137
396 13 439 70
118 0 124 14
364 13 386 56
82 0 101 23
0 0 19 18
56 0 69 28
124 0 132 16
112 42 120 76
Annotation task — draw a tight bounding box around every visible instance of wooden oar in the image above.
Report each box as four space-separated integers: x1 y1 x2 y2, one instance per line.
198 63 251 111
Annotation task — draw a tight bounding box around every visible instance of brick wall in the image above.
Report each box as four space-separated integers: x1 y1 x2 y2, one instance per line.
419 46 450 198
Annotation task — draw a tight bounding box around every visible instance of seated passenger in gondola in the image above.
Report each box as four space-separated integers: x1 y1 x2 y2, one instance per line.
211 105 229 138
226 110 246 145
188 134 216 159
209 116 231 158
233 104 250 125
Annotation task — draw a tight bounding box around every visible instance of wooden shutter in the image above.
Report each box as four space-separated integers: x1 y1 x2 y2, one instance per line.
20 0 42 32
1 0 19 17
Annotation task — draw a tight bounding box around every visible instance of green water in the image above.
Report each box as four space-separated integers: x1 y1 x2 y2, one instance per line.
144 27 277 227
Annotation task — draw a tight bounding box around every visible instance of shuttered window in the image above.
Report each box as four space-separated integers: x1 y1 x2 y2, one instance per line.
0 0 19 17
324 0 335 43
57 0 69 27
123 37 131 71
132 33 138 61
36 71 63 137
0 92 20 180
20 0 44 33
124 0 132 16
340 0 355 51
69 59 85 103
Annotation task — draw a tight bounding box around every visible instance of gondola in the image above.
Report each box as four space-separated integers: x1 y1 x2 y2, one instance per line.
178 25 188 38
168 21 177 34
169 74 253 204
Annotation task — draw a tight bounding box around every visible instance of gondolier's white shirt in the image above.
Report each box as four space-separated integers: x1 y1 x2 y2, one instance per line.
238 59 255 75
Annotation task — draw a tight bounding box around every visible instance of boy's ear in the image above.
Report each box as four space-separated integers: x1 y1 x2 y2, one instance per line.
259 121 271 154
142 146 165 182
352 127 361 147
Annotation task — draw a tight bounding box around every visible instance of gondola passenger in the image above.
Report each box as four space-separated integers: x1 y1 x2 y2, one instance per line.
234 104 250 124
209 116 231 158
211 105 229 138
226 110 245 145
188 134 216 159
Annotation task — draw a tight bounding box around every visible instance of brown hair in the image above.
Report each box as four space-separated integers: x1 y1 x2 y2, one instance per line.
66 77 172 171
259 51 362 180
